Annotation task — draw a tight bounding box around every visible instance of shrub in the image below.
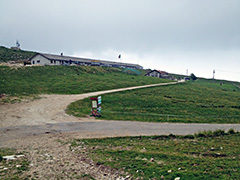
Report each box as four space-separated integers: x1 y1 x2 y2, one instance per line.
195 131 207 138
169 134 177 138
190 73 197 81
213 129 225 136
183 135 194 139
228 128 236 134
195 130 226 138
0 154 3 162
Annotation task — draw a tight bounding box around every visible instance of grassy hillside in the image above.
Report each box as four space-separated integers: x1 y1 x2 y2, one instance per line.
1 64 239 123
0 65 171 96
67 79 240 123
0 46 35 62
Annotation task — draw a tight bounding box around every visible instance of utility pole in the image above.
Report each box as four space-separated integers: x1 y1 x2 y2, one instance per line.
213 69 215 83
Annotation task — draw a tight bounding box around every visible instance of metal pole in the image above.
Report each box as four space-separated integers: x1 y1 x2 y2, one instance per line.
213 70 215 83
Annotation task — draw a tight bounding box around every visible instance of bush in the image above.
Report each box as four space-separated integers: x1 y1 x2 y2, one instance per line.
213 129 225 136
190 73 197 81
228 128 236 134
0 154 3 162
195 131 208 138
195 129 226 138
169 134 177 138
183 135 194 139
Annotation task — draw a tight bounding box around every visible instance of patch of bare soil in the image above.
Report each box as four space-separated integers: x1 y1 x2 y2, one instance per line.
0 94 93 128
4 133 127 179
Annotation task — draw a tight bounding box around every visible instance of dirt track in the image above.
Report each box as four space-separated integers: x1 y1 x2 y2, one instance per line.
1 81 240 144
0 82 179 128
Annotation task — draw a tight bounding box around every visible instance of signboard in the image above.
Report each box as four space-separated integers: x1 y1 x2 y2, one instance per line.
90 97 102 117
92 100 97 108
98 96 102 105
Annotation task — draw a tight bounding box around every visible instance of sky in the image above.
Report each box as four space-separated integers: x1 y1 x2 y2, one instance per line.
0 0 240 82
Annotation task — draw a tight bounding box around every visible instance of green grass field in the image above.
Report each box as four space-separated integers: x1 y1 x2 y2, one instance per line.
70 130 240 180
0 66 170 96
67 80 240 123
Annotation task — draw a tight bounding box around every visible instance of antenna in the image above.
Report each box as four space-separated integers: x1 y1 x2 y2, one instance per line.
16 40 20 48
213 69 215 83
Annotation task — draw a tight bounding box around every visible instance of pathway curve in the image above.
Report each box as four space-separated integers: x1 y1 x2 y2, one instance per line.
0 82 180 128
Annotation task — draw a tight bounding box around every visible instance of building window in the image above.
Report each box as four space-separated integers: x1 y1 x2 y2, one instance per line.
37 60 40 63
51 60 53 64
32 61 35 64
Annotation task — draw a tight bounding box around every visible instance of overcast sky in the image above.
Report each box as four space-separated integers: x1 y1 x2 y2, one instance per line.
1 0 240 82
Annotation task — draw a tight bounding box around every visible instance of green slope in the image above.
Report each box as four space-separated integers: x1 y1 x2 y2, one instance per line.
0 65 171 96
67 79 240 123
0 46 35 62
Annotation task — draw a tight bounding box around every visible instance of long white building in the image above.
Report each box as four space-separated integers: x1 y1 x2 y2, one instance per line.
30 53 143 69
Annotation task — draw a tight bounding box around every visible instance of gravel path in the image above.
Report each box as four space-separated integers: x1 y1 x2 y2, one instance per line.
1 121 240 147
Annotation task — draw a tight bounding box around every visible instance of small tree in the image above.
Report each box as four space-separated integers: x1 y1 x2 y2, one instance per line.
190 73 197 81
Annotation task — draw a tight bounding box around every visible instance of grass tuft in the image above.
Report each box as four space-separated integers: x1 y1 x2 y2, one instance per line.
228 128 236 134
195 129 227 138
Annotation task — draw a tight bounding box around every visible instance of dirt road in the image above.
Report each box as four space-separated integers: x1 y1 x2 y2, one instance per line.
0 81 240 143
0 82 179 128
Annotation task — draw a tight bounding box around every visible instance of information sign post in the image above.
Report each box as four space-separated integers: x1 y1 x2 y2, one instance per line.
97 96 101 113
90 96 102 117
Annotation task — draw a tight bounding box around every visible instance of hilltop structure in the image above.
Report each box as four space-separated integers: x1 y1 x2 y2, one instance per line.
29 53 143 69
11 40 21 50
145 69 172 79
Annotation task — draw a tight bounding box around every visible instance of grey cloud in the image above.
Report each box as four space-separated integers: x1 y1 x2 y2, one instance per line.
1 0 239 52
0 0 240 81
